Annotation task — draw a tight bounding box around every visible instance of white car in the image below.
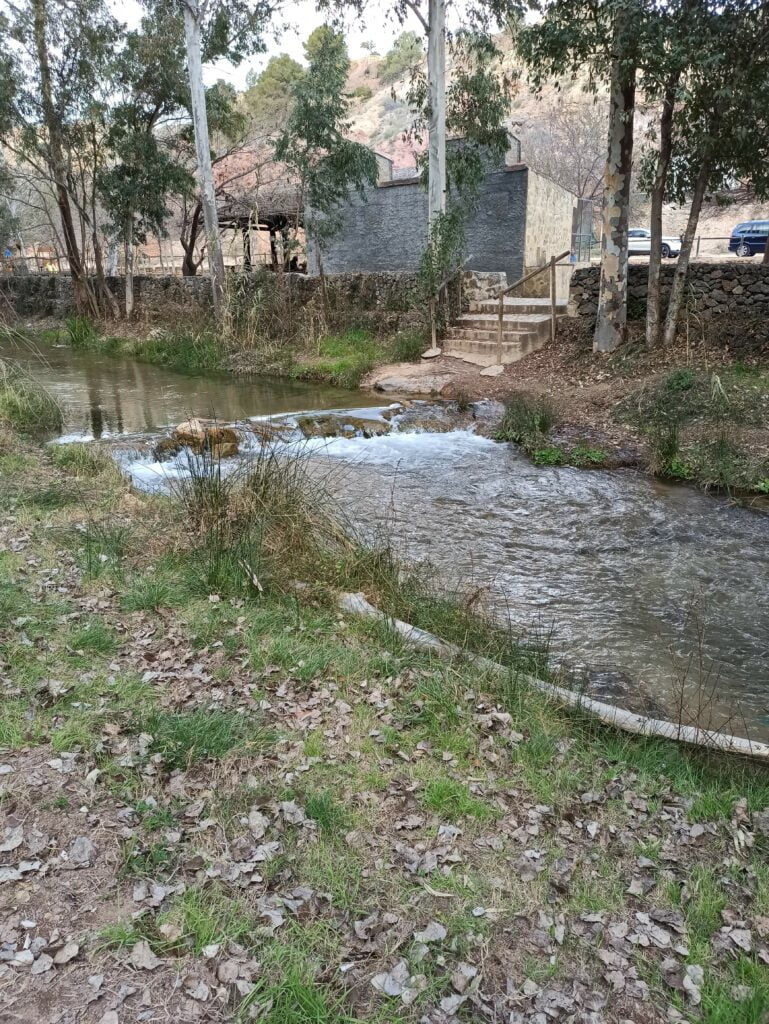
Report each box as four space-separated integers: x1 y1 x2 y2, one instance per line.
628 228 680 258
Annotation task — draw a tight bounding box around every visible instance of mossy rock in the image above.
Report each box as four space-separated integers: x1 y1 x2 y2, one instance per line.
296 414 391 439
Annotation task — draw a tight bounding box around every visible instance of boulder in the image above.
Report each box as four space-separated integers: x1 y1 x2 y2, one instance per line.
173 418 239 456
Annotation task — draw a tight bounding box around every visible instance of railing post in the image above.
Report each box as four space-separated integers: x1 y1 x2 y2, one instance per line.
429 295 437 351
497 292 503 366
549 255 557 343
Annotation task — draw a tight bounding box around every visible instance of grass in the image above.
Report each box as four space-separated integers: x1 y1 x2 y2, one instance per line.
64 316 226 375
495 394 610 470
495 393 556 444
142 709 266 769
67 616 119 656
289 328 427 388
48 441 119 478
0 358 63 435
304 790 351 836
421 777 497 821
50 316 426 391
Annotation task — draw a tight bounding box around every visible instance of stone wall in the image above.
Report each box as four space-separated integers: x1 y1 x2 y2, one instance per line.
569 262 769 320
0 269 427 332
308 166 529 285
523 169 576 300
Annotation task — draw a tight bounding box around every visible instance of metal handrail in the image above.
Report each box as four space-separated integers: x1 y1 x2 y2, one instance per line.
495 249 571 365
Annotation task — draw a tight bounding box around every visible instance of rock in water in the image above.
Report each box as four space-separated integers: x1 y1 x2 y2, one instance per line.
173 418 240 457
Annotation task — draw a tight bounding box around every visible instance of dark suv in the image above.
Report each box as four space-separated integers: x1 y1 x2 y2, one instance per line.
729 220 769 256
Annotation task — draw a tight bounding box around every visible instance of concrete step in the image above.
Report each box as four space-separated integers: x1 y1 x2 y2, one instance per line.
469 298 568 315
454 312 553 332
448 327 542 345
443 337 538 367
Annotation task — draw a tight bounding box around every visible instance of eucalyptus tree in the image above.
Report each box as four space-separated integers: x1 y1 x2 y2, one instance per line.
519 0 658 353
0 0 122 314
99 6 193 316
658 0 769 346
171 0 277 322
275 26 378 284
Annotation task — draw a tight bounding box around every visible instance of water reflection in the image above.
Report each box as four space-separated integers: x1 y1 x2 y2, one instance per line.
1 337 378 437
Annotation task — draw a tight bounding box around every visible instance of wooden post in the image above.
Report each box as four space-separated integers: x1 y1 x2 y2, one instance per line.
549 255 557 343
430 296 437 350
497 292 504 365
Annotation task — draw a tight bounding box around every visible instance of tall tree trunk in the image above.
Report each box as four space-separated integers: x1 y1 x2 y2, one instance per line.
763 239 769 264
427 0 447 224
662 157 709 347
124 218 134 319
646 75 677 349
182 0 226 321
594 38 636 353
181 203 202 276
31 0 99 317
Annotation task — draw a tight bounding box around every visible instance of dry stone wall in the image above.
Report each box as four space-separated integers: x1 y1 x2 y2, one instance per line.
0 270 426 331
570 263 769 320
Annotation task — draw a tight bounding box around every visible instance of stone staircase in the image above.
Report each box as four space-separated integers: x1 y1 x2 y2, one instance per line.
442 294 567 369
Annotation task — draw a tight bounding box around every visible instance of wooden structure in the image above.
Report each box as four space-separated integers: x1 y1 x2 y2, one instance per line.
217 184 304 272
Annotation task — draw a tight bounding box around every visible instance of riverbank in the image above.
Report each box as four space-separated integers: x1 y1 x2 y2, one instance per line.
368 317 769 499
22 316 427 389
12 312 769 499
2 428 769 1023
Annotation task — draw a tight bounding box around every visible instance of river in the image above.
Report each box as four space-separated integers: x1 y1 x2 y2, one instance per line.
7 336 769 741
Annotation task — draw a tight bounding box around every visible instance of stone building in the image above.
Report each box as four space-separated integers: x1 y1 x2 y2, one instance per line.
307 139 577 295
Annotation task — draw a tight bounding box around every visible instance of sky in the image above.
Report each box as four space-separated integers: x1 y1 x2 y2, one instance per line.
118 0 425 89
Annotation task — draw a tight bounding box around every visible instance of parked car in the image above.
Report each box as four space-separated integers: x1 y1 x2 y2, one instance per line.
628 228 681 258
728 220 769 257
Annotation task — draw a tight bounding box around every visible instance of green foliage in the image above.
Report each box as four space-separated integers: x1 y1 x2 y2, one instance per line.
304 25 347 65
532 445 566 466
570 444 608 467
495 394 556 444
379 31 423 84
243 53 305 126
0 359 63 435
350 85 373 101
419 208 466 303
240 968 361 1024
276 26 378 253
620 368 769 489
66 316 99 348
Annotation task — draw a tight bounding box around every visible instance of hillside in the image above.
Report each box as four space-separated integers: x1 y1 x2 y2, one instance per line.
340 41 769 244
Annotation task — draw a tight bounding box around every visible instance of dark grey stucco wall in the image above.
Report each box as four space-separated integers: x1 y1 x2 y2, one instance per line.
309 166 529 285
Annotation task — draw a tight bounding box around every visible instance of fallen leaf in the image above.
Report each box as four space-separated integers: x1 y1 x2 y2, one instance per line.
413 921 447 943
0 826 23 853
129 940 162 971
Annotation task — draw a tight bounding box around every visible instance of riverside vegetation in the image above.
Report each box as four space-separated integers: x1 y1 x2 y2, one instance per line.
2 368 769 1023
37 278 427 388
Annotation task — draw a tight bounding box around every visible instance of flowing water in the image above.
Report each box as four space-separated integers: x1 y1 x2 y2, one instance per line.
8 337 769 740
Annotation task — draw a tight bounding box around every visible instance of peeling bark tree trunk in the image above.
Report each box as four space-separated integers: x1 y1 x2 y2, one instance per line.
427 0 446 224
182 0 226 321
181 200 203 276
124 219 134 319
594 51 636 353
662 158 709 348
646 76 677 349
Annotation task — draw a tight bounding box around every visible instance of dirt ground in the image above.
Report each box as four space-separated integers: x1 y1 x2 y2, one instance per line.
364 316 769 476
